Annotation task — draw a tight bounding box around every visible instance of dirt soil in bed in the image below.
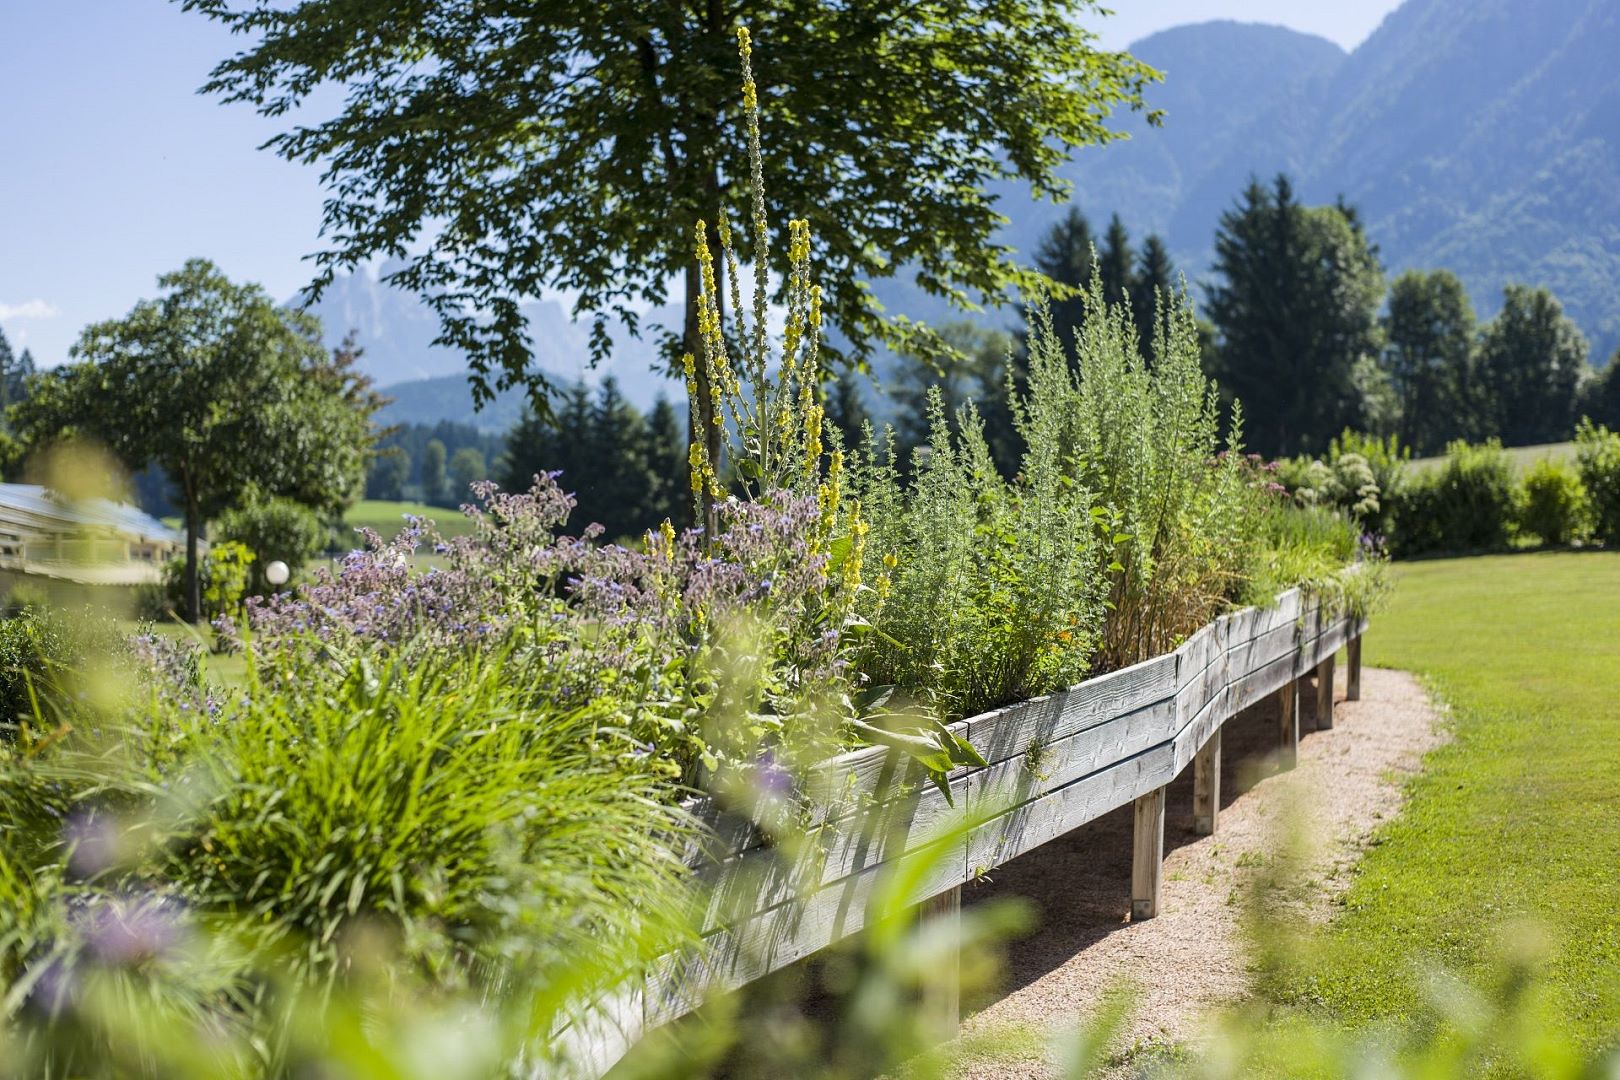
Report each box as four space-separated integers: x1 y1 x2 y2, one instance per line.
946 666 1446 1079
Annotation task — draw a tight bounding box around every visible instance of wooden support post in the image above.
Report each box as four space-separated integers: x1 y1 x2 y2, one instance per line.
1315 654 1336 730
1278 679 1298 769
1347 635 1363 701
1193 728 1221 836
919 886 961 1037
1131 787 1166 921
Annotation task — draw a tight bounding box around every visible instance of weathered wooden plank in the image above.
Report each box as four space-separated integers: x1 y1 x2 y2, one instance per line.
649 831 969 1024
1315 654 1336 730
1193 728 1221 836
958 652 1178 769
1347 633 1363 701
1228 620 1302 682
1173 622 1225 691
919 886 962 1038
963 742 1177 873
1131 787 1167 920
1278 679 1299 769
1229 648 1298 714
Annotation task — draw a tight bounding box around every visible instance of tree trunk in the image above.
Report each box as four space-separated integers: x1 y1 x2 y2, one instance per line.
183 488 202 625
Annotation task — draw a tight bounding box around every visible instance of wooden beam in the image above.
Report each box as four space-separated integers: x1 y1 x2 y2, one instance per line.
1278 679 1298 769
918 886 961 1038
1315 654 1335 730
1193 728 1221 835
1347 635 1363 701
1131 787 1166 920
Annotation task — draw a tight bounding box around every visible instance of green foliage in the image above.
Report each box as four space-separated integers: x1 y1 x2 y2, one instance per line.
418 438 448 505
182 0 1160 405
0 636 692 1075
13 260 382 621
499 382 688 540
1058 276 1257 668
163 540 255 621
1578 348 1620 430
1476 284 1588 447
1277 430 1409 539
1389 439 1516 556
1207 176 1385 456
1381 268 1480 454
1575 418 1620 545
0 610 72 726
215 497 325 593
1517 457 1589 547
850 388 1104 720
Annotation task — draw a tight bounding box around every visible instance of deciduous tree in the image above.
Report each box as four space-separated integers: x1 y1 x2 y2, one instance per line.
1477 284 1587 447
181 0 1159 415
16 259 380 621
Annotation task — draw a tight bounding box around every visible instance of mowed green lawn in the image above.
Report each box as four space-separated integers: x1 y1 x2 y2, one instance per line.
1408 440 1574 476
342 499 477 543
1275 551 1620 1049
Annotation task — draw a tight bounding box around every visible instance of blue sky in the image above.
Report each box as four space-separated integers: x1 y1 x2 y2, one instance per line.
0 0 1403 369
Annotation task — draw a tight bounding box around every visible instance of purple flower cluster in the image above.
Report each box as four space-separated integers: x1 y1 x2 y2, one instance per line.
222 475 861 778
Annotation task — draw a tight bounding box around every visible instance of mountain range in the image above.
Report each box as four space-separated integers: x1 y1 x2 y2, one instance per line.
305 0 1620 429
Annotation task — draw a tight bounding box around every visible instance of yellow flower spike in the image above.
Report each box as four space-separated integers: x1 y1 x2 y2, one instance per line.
660 519 676 559
883 551 897 570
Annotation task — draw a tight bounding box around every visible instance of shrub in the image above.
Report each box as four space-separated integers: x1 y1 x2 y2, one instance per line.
0 610 71 726
1056 278 1257 668
215 497 326 594
1576 418 1620 544
162 540 256 621
1517 457 1589 547
1390 440 1516 556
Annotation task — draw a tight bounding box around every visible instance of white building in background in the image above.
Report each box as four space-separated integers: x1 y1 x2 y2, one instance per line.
0 484 185 586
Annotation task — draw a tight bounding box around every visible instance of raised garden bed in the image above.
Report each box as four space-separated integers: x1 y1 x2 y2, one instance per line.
567 586 1368 1073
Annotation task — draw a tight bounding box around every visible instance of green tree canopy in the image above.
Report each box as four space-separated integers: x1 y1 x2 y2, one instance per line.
179 0 1159 410
447 446 487 504
419 439 449 506
14 259 381 621
1476 284 1588 447
1580 347 1620 430
1031 206 1096 359
1206 175 1385 456
1382 269 1479 454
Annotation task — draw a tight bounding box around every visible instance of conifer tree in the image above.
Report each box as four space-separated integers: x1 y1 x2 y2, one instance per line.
1131 234 1176 347
1098 213 1134 310
1032 207 1095 357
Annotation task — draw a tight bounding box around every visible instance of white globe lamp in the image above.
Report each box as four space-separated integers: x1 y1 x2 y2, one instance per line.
265 560 291 588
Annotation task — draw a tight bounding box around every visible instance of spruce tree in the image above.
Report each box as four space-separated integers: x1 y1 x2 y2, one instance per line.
1206 174 1384 456
1032 207 1095 357
644 396 689 529
1098 213 1134 311
1131 234 1176 348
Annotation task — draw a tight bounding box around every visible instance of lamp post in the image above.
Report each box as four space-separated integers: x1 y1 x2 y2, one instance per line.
265 560 290 591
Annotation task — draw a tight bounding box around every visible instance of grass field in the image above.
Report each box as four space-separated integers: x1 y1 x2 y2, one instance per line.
1270 551 1620 1053
342 498 477 542
1408 440 1574 475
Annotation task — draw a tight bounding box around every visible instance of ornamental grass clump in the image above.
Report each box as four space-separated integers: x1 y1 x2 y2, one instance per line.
0 636 695 1074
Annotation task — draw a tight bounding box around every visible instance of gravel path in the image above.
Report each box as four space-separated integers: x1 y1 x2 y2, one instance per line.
948 666 1445 1078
